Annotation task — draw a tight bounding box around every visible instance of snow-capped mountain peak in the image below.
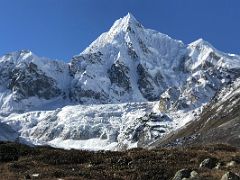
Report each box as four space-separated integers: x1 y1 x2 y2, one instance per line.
109 12 143 34
187 38 240 71
81 13 145 55
189 38 212 47
0 50 33 63
1 13 240 151
70 13 188 104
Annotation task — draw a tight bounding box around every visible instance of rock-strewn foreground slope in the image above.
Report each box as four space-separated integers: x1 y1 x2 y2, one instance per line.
0 142 240 180
0 13 240 150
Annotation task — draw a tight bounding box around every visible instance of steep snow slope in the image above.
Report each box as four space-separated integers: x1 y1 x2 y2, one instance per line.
70 13 187 103
1 13 240 150
188 39 240 70
159 38 240 112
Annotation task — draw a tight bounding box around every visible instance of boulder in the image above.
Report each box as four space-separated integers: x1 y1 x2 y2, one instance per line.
172 169 192 180
226 161 237 168
199 158 218 169
172 169 199 180
221 172 240 180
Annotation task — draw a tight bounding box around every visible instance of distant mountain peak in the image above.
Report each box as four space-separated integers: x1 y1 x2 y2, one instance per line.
0 49 35 63
124 12 139 24
189 38 214 49
8 49 33 57
109 13 143 34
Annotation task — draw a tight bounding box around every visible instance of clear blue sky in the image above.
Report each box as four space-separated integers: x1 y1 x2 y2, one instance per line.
0 0 239 61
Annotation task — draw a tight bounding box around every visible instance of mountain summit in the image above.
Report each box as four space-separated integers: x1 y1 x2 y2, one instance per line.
0 13 240 150
109 12 142 33
70 13 187 103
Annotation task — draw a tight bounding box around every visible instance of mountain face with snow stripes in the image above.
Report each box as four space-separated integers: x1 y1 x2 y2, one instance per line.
151 77 240 148
70 13 187 104
0 13 240 150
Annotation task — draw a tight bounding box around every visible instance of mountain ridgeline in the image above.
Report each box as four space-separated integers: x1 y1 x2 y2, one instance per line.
0 13 240 150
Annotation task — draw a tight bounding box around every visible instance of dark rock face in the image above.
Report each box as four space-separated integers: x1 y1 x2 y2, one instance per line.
62 125 103 140
70 88 104 102
70 51 103 74
138 38 150 54
8 62 61 100
108 61 131 91
0 61 14 86
137 64 163 101
126 42 138 60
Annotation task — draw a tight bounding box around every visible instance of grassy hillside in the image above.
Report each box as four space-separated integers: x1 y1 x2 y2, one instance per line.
0 142 239 179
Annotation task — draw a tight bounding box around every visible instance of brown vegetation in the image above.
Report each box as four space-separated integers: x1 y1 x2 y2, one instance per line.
0 142 240 179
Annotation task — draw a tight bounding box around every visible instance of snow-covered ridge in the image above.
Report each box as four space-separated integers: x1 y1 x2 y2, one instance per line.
0 50 72 115
188 38 240 70
0 13 240 150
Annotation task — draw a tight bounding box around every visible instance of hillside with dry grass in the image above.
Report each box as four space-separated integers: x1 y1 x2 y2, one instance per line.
0 142 240 179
